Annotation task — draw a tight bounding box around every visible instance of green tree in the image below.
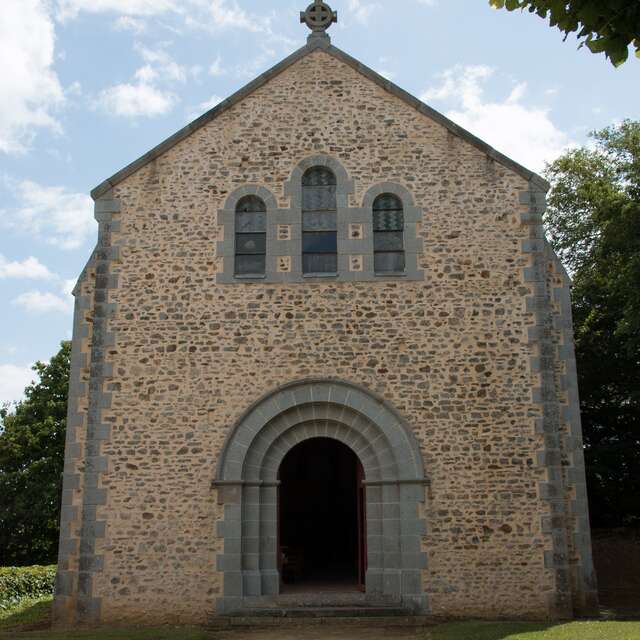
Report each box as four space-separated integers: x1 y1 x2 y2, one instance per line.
544 120 640 527
489 0 640 66
0 342 70 565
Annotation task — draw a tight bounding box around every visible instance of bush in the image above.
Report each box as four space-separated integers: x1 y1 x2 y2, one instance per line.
0 566 56 610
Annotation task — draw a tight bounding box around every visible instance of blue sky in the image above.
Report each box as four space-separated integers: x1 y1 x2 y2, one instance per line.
0 0 638 405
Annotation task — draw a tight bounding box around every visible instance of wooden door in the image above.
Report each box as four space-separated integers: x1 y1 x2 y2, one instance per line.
356 460 367 590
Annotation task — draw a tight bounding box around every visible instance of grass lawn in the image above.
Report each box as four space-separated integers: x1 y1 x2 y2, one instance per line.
426 620 640 639
0 598 638 640
0 597 53 631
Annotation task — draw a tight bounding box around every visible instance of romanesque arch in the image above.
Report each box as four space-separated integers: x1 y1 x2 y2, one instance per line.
214 379 429 613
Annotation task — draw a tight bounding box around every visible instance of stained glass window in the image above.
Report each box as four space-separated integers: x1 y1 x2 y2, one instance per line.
235 195 266 276
373 194 405 273
302 167 337 274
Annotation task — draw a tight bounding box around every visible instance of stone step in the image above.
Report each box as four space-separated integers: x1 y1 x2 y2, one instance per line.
242 591 395 608
238 605 409 618
209 614 433 629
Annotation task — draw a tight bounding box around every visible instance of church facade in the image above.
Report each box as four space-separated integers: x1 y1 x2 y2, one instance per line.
53 1 597 626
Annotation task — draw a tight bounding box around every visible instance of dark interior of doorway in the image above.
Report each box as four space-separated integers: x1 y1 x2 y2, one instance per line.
279 437 362 592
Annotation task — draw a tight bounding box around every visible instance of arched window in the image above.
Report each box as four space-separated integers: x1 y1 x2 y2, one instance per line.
235 195 266 276
302 167 337 274
373 194 405 273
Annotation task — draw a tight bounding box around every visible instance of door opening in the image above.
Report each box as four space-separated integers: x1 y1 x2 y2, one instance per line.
278 437 365 592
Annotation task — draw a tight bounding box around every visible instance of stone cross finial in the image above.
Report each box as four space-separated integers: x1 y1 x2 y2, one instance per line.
300 0 337 38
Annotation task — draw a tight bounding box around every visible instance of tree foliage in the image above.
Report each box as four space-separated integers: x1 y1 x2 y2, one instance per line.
544 120 640 527
0 343 70 565
489 0 640 66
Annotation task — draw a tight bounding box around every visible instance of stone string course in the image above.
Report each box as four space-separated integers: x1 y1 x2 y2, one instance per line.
54 47 596 625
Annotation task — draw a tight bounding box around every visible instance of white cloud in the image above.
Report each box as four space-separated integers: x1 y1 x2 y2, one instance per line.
95 42 200 118
209 56 225 77
195 0 259 32
114 16 147 33
62 278 77 297
188 94 223 121
0 364 35 405
134 65 158 83
417 0 437 5
0 255 55 280
13 290 73 315
135 44 190 83
421 65 571 172
347 0 381 24
57 0 177 21
199 95 223 112
185 0 296 49
0 0 65 154
376 58 395 81
57 0 295 48
2 179 95 250
422 65 494 103
95 82 176 118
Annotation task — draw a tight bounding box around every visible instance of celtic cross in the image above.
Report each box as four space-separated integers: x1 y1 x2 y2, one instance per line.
300 0 338 34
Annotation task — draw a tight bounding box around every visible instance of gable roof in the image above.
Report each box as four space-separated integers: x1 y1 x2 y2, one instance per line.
91 37 549 201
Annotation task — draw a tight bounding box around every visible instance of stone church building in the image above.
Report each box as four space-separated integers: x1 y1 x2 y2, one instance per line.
54 1 597 626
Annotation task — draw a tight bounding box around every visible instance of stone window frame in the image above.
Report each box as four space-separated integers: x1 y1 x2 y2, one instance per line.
361 183 424 281
216 157 424 283
217 186 279 284
284 154 355 281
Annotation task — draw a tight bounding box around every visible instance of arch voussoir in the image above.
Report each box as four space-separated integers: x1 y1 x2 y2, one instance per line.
214 379 429 615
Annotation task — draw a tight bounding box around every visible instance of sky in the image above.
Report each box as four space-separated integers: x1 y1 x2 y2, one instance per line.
0 0 638 406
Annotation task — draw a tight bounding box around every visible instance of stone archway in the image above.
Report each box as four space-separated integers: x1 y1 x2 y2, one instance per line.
214 379 429 614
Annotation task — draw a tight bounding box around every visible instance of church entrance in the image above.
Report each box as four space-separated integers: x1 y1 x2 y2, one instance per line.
278 438 366 592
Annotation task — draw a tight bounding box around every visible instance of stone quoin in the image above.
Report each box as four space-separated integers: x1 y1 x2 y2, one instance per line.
53 0 598 626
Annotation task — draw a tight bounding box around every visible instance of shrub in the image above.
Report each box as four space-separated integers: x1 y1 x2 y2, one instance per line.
0 566 56 610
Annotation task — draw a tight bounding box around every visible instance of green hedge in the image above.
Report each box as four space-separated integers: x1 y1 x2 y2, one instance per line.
0 566 56 610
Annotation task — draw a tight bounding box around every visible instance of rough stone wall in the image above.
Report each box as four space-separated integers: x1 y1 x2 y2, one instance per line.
55 48 591 624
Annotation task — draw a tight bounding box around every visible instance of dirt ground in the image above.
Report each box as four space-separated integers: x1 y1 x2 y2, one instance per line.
209 627 425 640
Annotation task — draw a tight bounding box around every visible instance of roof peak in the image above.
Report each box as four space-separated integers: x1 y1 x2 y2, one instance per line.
90 39 549 201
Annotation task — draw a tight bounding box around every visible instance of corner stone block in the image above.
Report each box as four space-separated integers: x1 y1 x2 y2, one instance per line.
84 488 107 506
76 597 101 624
54 571 74 597
77 572 93 597
383 570 402 596
366 569 384 595
95 199 121 214
217 484 242 505
223 571 243 597
401 570 423 595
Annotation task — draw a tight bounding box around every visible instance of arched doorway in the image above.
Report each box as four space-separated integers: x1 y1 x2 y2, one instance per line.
214 379 428 614
278 438 366 591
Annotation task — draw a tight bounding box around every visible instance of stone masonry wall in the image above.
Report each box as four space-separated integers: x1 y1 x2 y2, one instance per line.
57 48 584 623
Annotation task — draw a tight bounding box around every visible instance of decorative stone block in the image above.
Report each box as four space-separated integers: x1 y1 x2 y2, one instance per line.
277 225 291 241
349 255 363 272
277 256 291 272
349 223 363 240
